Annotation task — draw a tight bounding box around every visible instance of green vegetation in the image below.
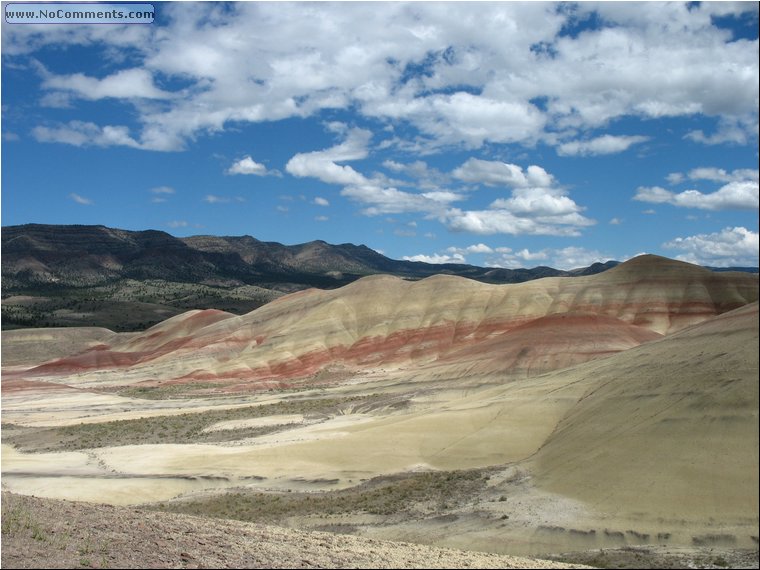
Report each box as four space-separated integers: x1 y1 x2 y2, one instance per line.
1 279 282 331
150 468 491 522
1 396 370 453
1 495 48 543
117 382 225 400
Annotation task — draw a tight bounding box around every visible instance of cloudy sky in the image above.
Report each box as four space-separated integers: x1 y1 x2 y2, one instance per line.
2 1 758 269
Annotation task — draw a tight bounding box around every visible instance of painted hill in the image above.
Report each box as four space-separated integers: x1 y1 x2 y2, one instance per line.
2 253 758 559
14 255 758 393
1 223 613 331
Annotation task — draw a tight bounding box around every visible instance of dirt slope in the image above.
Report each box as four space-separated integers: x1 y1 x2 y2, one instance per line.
15 255 758 391
0 492 588 569
531 301 759 522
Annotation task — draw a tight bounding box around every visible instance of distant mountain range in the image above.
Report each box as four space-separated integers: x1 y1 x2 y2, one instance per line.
1 223 755 331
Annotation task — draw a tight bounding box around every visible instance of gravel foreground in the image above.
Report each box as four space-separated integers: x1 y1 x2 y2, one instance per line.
1 492 589 569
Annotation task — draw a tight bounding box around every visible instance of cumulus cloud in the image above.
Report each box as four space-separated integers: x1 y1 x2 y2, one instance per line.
443 208 593 236
685 117 756 146
663 226 759 267
463 243 493 254
668 167 759 184
382 159 449 189
556 134 649 156
634 180 759 210
453 158 552 187
342 183 463 216
486 246 614 270
403 252 467 264
286 127 372 186
226 156 277 176
442 243 495 258
313 197 330 207
409 244 616 270
41 67 171 100
9 2 756 151
286 126 464 216
446 158 594 235
33 121 141 148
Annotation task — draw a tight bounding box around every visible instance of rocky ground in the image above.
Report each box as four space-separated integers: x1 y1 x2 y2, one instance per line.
1 492 589 569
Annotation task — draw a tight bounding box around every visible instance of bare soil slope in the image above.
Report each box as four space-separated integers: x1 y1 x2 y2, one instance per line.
14 255 758 392
531 302 759 523
0 492 588 569
2 255 758 561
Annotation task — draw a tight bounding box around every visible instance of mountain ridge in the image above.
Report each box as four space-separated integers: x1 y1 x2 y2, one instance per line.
3 224 756 331
2 223 617 286
1 223 617 330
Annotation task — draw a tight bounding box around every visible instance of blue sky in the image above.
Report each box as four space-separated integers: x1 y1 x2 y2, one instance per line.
1 1 758 269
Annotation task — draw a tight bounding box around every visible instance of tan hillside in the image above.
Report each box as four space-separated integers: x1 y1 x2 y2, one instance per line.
15 255 758 392
2 255 758 561
530 301 760 522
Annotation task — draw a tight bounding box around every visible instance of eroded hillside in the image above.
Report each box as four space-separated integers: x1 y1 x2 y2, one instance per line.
2 255 758 560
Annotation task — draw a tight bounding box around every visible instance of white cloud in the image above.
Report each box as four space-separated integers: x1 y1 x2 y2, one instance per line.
465 243 493 254
167 220 189 228
41 67 170 100
33 121 141 148
634 180 759 210
685 117 755 146
69 193 93 205
403 253 467 264
446 158 594 236
227 156 276 176
443 207 593 236
150 185 175 203
486 246 614 270
444 244 494 257
203 194 244 204
151 186 175 195
286 128 371 186
395 92 547 149
313 197 330 207
556 134 649 156
341 183 463 216
11 3 755 152
381 159 449 189
453 158 534 187
315 215 329 222
663 226 759 267
609 217 622 225
39 92 73 108
679 167 759 184
286 126 464 216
